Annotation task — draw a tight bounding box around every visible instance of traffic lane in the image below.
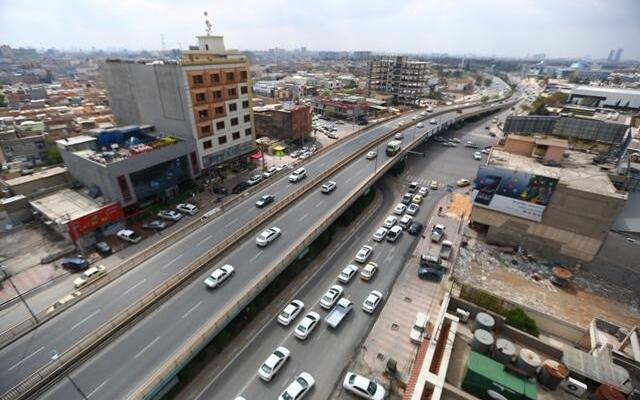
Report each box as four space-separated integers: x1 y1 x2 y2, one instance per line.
38 144 385 400
0 106 412 389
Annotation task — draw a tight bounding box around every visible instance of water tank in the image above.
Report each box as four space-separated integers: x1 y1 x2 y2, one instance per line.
494 338 516 364
474 312 495 332
595 384 625 400
516 348 541 377
538 359 569 390
471 329 494 355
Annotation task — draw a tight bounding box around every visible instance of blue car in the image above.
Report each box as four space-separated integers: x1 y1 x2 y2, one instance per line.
61 256 89 271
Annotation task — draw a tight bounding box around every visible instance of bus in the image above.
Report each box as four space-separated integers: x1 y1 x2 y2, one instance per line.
386 140 402 156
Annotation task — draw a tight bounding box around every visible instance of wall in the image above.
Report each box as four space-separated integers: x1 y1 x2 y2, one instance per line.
588 232 640 294
503 136 534 156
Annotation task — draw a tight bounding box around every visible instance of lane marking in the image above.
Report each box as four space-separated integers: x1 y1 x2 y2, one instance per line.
8 346 44 371
224 217 239 228
315 199 325 208
249 251 262 263
197 234 213 247
122 279 146 296
298 213 309 222
133 336 161 359
71 308 101 331
87 379 110 398
181 301 203 319
162 254 183 270
344 177 353 185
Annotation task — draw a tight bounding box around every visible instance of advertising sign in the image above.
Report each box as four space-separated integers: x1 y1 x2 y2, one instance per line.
67 202 125 241
471 166 558 222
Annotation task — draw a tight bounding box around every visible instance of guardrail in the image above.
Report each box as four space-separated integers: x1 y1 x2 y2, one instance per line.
3 93 514 400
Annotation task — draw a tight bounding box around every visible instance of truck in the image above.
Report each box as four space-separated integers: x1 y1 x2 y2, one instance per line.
386 140 402 156
439 240 453 260
325 297 353 328
430 224 446 243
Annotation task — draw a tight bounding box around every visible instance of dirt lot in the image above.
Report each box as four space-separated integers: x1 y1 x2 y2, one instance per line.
0 224 71 275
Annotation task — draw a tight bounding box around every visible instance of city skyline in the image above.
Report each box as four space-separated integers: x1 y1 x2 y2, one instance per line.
1 0 640 60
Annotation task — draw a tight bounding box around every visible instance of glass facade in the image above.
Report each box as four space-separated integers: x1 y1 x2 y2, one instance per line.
129 156 189 203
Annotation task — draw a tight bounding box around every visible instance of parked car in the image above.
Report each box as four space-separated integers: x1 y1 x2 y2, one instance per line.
406 202 420 216
456 178 471 187
355 245 373 263
94 241 112 255
386 225 403 243
232 181 249 194
204 264 235 288
410 312 430 344
418 265 444 282
263 166 278 178
372 227 388 242
366 150 377 160
158 210 182 221
117 229 141 244
73 265 106 288
383 215 397 229
408 222 424 236
142 219 167 230
393 203 406 215
321 180 337 193
326 132 339 139
176 203 198 215
320 284 344 309
277 300 305 326
258 346 290 382
430 224 446 242
464 141 479 149
247 174 263 186
288 167 307 183
256 227 282 247
394 132 404 140
343 372 386 400
361 291 383 314
255 194 275 208
279 372 315 400
294 312 321 340
338 264 359 284
360 261 378 281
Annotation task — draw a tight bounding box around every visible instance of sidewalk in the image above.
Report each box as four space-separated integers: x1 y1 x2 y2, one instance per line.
332 189 470 399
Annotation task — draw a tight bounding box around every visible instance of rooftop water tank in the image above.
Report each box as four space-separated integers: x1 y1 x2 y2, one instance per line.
471 329 494 355
494 338 516 365
474 312 495 332
516 348 541 377
538 359 569 390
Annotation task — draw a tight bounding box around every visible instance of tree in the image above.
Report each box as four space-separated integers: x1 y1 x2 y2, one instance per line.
0 92 6 107
504 308 539 337
567 71 582 84
44 146 63 165
318 89 331 98
480 96 489 104
483 78 492 87
610 76 621 85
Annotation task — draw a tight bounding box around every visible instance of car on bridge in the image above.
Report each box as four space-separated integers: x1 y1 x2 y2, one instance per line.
320 284 344 309
204 264 235 288
256 227 281 247
394 132 404 140
294 312 320 340
354 245 373 263
279 372 315 400
343 372 386 400
366 150 377 160
255 194 275 208
288 167 307 183
277 299 304 326
321 180 337 193
429 118 438 125
362 290 383 314
258 346 290 382
338 264 359 284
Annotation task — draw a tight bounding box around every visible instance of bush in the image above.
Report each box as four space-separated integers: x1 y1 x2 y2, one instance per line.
504 307 539 337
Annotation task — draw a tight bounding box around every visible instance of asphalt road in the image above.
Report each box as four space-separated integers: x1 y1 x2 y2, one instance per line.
184 108 512 400
35 99 514 400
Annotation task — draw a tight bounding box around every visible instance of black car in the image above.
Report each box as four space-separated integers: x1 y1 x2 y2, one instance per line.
61 256 89 271
212 186 228 195
255 194 275 208
418 265 444 282
232 181 249 194
407 222 424 236
94 241 112 255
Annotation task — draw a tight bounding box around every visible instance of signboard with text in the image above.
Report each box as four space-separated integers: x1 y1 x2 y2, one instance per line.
67 202 125 241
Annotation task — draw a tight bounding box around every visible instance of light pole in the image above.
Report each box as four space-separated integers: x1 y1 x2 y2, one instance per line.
1 265 38 324
50 350 88 400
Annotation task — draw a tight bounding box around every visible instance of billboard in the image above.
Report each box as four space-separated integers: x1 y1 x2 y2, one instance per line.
471 166 558 222
67 202 125 241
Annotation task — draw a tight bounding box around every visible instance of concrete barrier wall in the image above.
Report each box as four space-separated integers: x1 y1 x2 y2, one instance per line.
589 231 640 294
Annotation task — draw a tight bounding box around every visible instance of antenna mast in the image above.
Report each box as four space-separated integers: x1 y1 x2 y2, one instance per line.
203 11 213 35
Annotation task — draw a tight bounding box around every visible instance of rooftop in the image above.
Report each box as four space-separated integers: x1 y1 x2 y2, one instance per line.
30 188 104 224
572 85 640 96
488 148 626 199
3 166 67 187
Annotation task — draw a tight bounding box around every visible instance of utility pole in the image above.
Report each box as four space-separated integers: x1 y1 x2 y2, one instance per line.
1 265 38 324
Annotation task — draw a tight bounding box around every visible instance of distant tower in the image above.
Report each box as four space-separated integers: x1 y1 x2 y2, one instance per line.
160 34 166 52
607 49 615 61
614 48 623 63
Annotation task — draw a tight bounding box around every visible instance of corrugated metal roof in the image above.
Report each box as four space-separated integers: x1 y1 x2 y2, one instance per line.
562 347 632 394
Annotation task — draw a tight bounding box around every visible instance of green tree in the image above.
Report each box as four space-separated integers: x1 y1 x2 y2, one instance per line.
567 72 581 84
44 146 63 165
504 308 539 337
0 92 6 107
480 96 489 104
319 89 331 98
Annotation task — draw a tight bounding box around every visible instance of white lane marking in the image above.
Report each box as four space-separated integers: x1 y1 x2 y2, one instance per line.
224 217 239 228
197 234 213 247
122 279 146 296
249 251 262 263
314 327 326 343
133 336 161 359
71 308 101 331
315 199 325 208
87 379 110 398
181 301 203 319
162 254 183 270
8 346 44 371
344 177 353 185
298 213 309 222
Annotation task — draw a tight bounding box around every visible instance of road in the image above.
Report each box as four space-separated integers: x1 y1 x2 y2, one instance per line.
33 97 514 400
184 107 512 400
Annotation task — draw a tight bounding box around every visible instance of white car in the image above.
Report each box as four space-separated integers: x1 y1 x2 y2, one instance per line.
394 132 404 140
247 174 263 186
321 180 337 193
429 118 437 125
416 122 424 128
360 262 378 281
320 284 344 309
429 180 439 190
386 225 403 243
288 167 307 183
338 264 359 283
419 111 426 116
412 194 423 204
256 227 281 247
399 215 413 230
412 116 417 120
73 265 106 288
176 203 199 215
473 152 482 160
258 346 290 382
158 210 182 221
418 186 429 196
456 178 471 187
383 216 397 229
355 245 373 263
406 203 419 216
294 312 321 340
343 372 386 400
362 291 383 314
204 264 235 288
117 229 141 243
263 166 278 178
393 203 406 215
366 151 377 160
277 300 304 326
372 227 388 242
279 372 315 400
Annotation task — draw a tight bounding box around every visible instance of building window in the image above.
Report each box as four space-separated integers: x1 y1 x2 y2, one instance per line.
200 124 211 135
203 140 212 149
213 90 222 100
244 114 251 123
216 121 225 130
226 72 235 82
214 106 224 115
230 117 238 126
240 86 248 94
192 75 204 85
228 103 237 112
117 175 133 202
232 131 240 140
228 88 237 97
195 92 206 102
198 109 209 119
245 128 252 136
210 73 220 83
240 71 248 80
218 136 227 145
242 100 250 109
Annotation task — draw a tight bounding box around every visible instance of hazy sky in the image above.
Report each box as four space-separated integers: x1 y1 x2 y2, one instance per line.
1 0 639 59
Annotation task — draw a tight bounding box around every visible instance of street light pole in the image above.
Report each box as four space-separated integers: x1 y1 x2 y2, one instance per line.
1 266 38 324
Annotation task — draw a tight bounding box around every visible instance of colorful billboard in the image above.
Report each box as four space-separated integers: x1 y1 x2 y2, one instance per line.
471 166 558 222
67 202 125 241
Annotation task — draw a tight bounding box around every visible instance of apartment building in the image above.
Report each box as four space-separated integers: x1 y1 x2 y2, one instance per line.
102 34 256 172
367 56 430 106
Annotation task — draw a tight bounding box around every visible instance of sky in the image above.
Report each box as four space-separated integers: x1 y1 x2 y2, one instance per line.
1 0 639 60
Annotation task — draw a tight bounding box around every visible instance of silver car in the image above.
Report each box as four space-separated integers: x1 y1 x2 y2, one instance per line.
256 227 281 247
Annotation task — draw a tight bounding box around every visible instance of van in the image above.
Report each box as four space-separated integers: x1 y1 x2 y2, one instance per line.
409 312 430 344
288 168 306 183
386 140 402 156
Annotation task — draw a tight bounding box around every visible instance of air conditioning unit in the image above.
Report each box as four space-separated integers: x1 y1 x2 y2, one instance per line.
456 308 470 323
560 377 587 398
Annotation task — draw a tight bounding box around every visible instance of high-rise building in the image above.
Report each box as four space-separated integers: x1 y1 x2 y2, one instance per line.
102 34 256 172
607 49 615 62
367 56 430 106
614 48 623 63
